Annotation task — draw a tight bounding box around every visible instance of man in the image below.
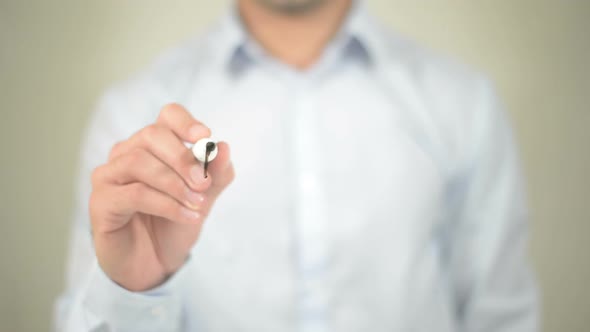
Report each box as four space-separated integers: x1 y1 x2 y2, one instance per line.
55 0 539 331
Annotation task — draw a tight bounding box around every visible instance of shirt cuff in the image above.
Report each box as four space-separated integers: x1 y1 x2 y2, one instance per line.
82 259 189 332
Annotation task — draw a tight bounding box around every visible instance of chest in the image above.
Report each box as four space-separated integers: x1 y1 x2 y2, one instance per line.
187 71 446 254
179 71 451 330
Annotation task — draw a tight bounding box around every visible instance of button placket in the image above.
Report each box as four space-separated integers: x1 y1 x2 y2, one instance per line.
289 77 329 332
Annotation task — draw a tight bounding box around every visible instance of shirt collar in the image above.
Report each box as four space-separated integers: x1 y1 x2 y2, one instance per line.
213 0 381 75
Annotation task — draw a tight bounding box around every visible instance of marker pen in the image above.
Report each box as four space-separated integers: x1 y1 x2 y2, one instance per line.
191 138 218 178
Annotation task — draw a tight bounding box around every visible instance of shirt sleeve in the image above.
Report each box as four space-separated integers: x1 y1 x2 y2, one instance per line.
81 259 188 332
53 88 188 332
448 79 540 332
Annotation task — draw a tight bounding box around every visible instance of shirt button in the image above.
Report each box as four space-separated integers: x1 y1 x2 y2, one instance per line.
151 305 166 318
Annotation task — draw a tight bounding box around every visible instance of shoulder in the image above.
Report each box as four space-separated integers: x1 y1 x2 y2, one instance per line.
374 21 490 106
370 20 506 168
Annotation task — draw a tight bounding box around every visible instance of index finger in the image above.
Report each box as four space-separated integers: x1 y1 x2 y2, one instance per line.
157 103 211 143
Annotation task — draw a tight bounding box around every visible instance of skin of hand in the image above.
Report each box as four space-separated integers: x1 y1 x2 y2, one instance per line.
89 103 235 292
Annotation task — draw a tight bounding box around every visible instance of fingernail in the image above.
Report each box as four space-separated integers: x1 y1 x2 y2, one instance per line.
185 188 205 206
190 165 205 186
189 125 204 141
181 207 201 221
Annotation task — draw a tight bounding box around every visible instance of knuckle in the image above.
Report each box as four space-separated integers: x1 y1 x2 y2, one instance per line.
125 148 148 167
158 103 183 120
108 141 125 159
140 124 160 143
91 165 105 185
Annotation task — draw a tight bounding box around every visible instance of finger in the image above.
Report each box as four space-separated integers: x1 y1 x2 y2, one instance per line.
116 182 203 225
103 149 207 210
206 141 235 196
109 124 212 192
156 103 211 143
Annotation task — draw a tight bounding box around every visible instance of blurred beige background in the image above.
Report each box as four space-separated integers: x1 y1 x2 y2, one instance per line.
1 0 589 331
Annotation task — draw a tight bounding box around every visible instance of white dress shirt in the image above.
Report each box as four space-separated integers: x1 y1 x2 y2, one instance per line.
54 3 539 332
